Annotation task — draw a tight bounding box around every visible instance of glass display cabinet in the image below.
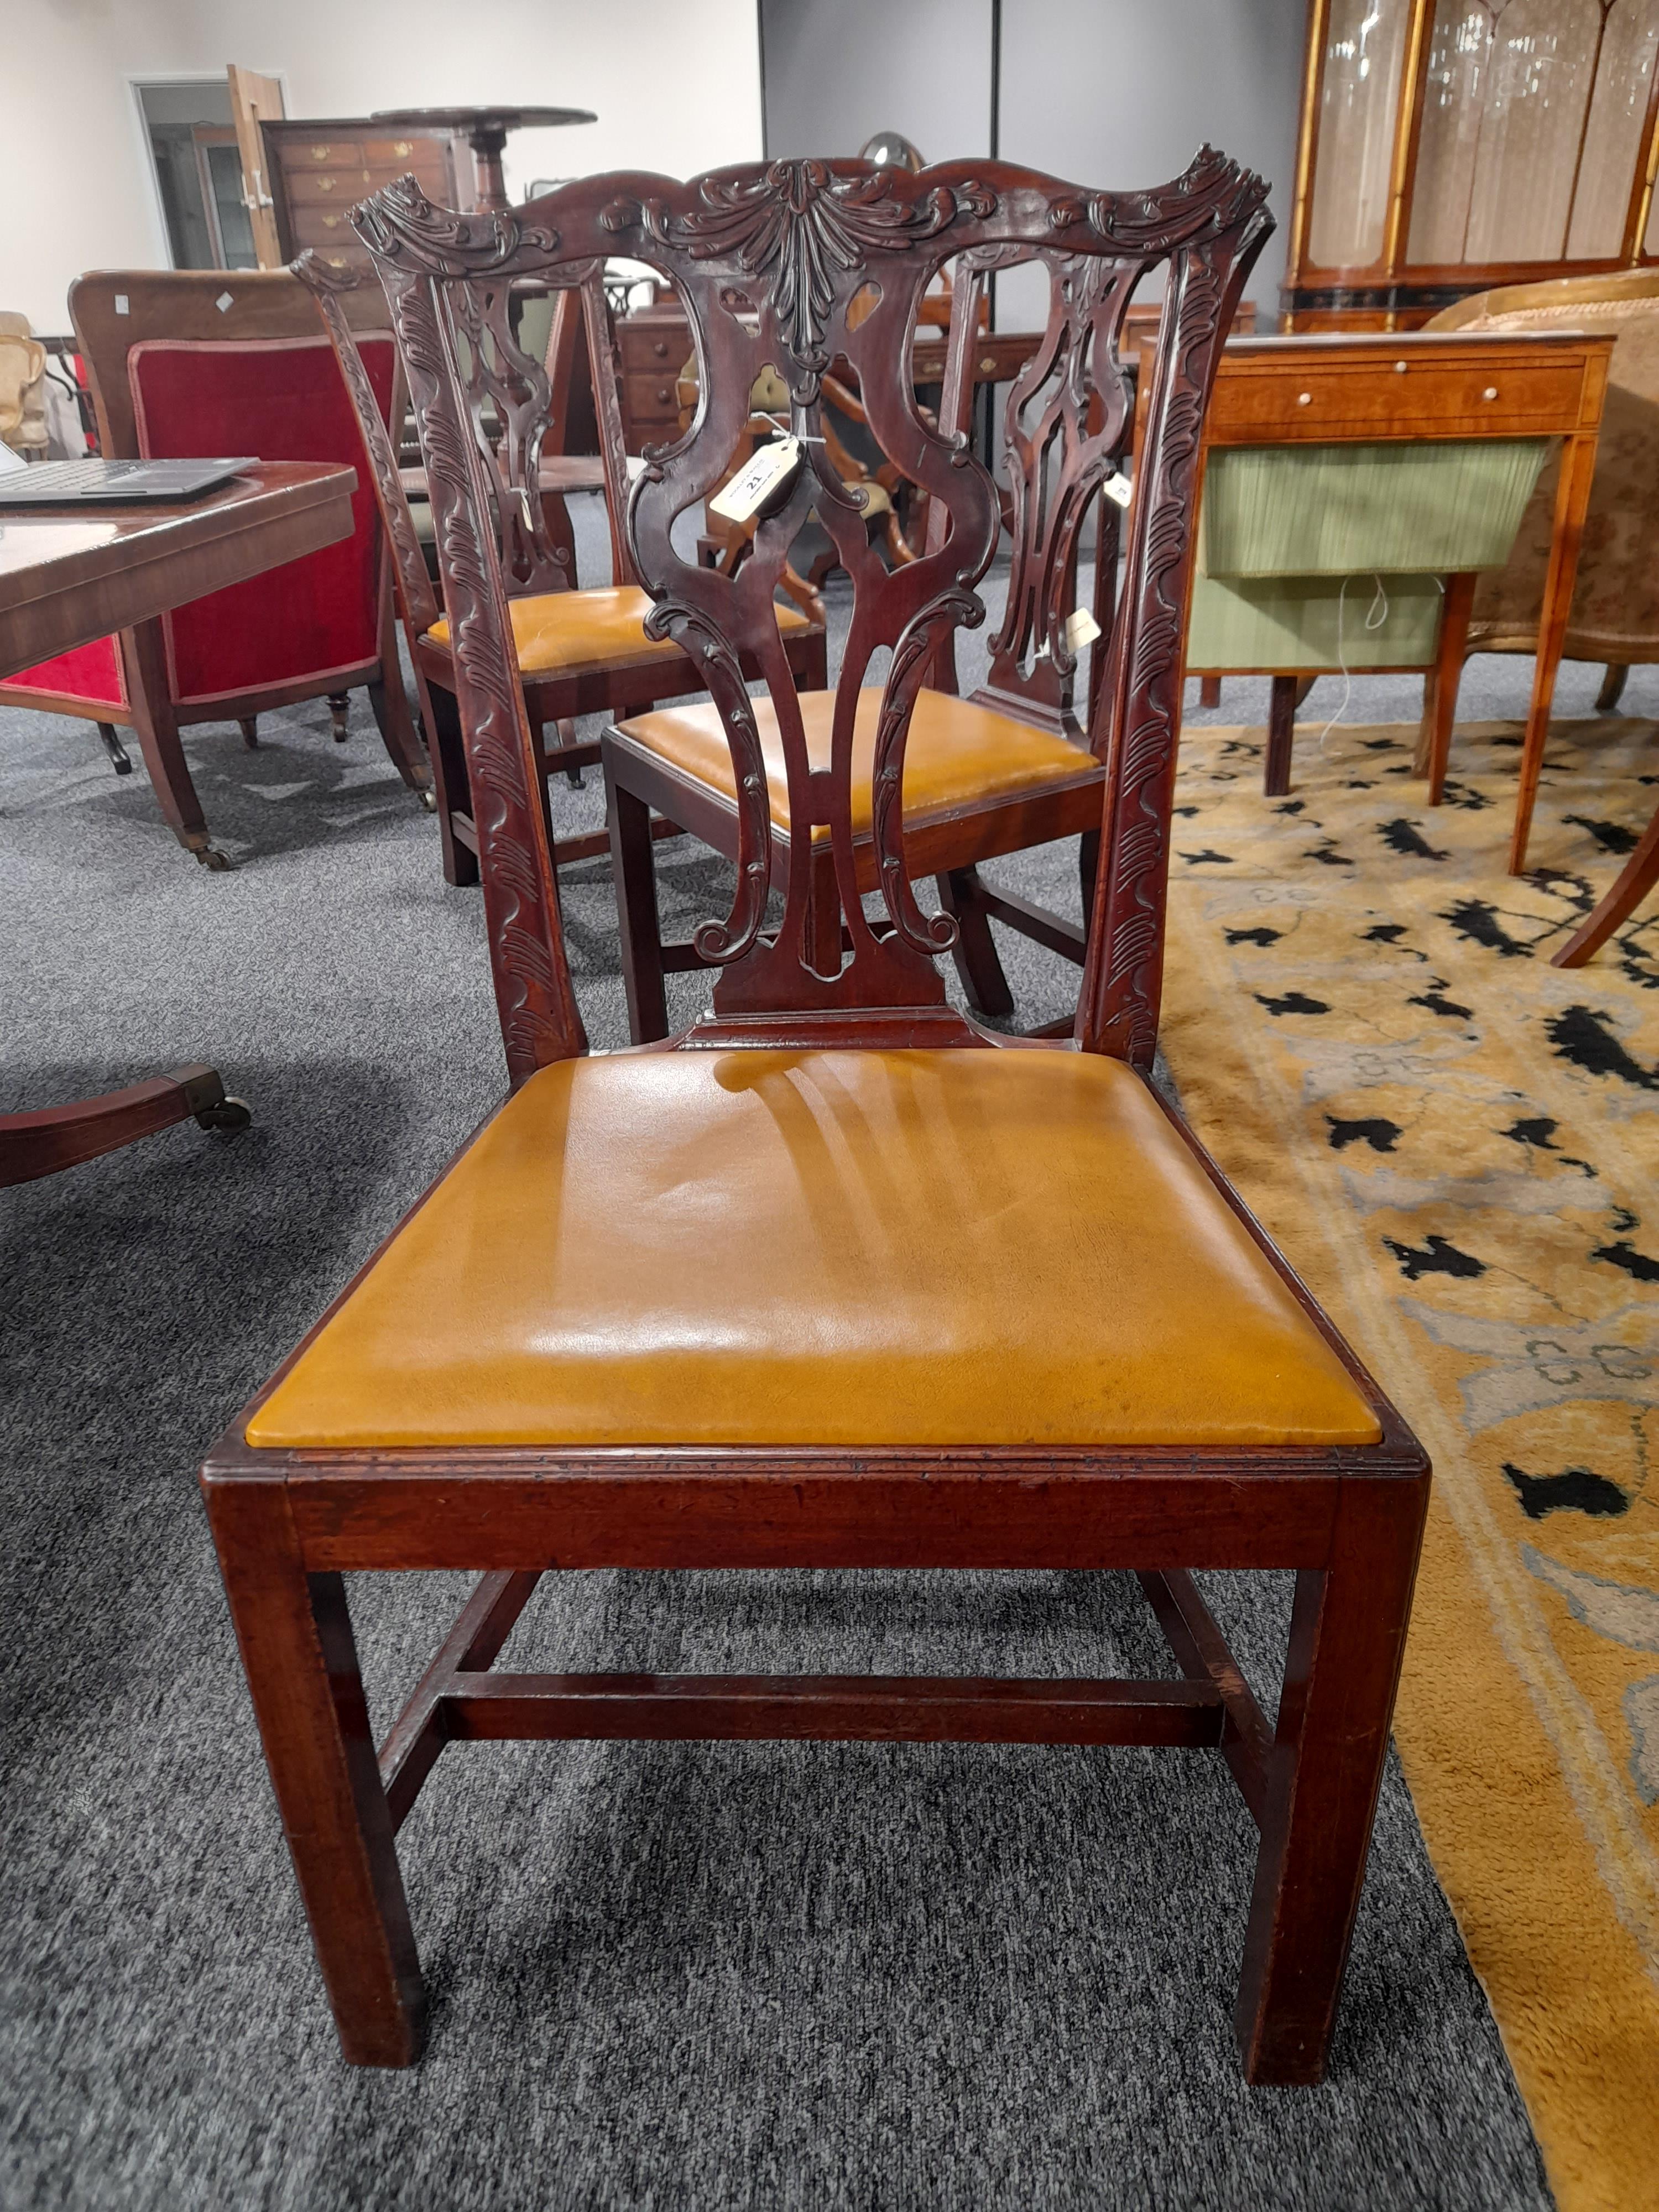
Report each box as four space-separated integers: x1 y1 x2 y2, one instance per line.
1284 0 1659 327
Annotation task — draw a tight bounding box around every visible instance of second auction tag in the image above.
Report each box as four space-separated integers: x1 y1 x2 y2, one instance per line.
1102 470 1133 510
1065 606 1102 652
709 435 802 524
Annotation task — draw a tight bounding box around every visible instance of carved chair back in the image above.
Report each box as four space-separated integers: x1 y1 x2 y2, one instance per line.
355 155 1269 1076
295 251 638 640
930 245 1140 743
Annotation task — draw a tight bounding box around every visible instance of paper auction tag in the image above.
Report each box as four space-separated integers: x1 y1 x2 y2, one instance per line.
1102 471 1133 510
709 435 801 523
1065 606 1102 651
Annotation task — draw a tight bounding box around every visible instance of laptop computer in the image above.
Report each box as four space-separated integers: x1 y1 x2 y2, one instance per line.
0 458 260 509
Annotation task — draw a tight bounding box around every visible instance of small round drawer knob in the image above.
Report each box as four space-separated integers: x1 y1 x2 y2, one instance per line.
1296 391 1312 405
655 385 671 403
1483 386 1498 400
652 341 669 358
980 355 996 372
1394 360 1408 373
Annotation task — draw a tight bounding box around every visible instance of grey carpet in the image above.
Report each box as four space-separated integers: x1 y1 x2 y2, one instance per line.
3 499 1601 2209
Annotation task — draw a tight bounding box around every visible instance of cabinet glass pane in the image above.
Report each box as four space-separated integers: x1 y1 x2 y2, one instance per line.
1308 0 1411 268
1411 0 1658 267
1567 0 1659 258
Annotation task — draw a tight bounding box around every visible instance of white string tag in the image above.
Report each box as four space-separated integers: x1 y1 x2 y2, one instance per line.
1065 606 1102 651
709 436 801 523
1102 471 1133 510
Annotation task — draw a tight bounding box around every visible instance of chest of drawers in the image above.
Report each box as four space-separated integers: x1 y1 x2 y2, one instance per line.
261 121 468 279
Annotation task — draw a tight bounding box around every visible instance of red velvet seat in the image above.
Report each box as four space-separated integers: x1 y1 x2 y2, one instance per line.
0 272 430 867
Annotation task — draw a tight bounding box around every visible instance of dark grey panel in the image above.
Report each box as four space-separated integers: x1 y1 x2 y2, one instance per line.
761 0 994 163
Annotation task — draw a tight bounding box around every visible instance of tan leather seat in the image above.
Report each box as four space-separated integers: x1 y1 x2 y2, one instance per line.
248 1048 1379 1452
426 585 813 679
618 686 1101 839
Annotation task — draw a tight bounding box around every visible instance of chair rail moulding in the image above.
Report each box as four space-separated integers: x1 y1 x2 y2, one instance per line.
1283 0 1659 331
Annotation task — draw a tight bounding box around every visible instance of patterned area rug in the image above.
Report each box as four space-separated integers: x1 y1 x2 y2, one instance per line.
1158 711 1659 2212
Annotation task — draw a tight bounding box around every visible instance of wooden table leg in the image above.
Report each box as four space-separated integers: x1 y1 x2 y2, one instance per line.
1263 675 1298 796
607 776 671 1045
203 1478 426 2067
125 620 227 869
1553 794 1659 965
1510 432 1599 874
1417 571 1475 802
1234 1474 1428 2085
0 1062 249 1188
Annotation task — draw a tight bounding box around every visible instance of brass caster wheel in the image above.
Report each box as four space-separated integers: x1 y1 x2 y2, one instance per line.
195 844 233 872
327 692 350 743
195 1095 252 1134
239 718 259 749
418 787 437 813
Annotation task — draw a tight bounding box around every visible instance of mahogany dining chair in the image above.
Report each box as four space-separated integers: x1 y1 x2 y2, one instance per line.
199 152 1428 2090
296 251 827 888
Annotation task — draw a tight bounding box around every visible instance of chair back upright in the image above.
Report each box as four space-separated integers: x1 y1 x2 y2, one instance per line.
296 251 636 637
66 269 397 707
357 153 1270 1075
930 244 1140 744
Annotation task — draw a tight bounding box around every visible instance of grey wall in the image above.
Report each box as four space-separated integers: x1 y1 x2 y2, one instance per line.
997 0 1303 304
760 0 1304 311
761 0 994 163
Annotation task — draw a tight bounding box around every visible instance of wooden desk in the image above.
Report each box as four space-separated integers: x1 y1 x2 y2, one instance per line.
0 461 356 1185
1138 332 1612 869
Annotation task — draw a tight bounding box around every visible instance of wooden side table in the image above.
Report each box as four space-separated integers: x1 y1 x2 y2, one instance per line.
1140 331 1613 870
0 461 356 1184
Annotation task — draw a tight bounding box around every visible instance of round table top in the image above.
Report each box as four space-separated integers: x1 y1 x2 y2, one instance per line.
370 106 596 134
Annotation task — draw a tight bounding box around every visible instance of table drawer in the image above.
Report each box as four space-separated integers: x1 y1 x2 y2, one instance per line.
619 327 686 371
624 370 685 425
282 156 449 206
1208 358 1588 440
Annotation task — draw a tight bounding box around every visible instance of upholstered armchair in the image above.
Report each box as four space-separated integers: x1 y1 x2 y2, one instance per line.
1427 272 1659 712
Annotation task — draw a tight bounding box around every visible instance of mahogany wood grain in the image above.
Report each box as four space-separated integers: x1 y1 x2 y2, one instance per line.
438 1671 1230 1747
0 462 354 680
0 1063 244 1187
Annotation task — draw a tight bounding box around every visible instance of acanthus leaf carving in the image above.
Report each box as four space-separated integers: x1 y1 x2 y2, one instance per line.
603 161 999 400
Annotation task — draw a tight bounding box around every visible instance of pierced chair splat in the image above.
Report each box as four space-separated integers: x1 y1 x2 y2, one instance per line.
200 154 1430 2094
296 247 827 890
601 227 1145 1039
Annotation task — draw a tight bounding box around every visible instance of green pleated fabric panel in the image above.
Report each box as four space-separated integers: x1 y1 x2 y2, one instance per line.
1201 439 1550 578
1187 572 1447 673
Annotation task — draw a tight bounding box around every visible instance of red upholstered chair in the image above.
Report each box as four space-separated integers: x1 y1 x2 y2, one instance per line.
199 156 1432 2089
0 272 430 868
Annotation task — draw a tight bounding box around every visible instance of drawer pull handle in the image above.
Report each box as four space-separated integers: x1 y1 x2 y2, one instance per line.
322 213 341 228
318 177 335 192
655 385 671 403
1296 391 1311 405
652 341 669 357
310 146 331 161
980 355 996 372
393 140 413 156
1483 386 1498 400
1395 360 1407 373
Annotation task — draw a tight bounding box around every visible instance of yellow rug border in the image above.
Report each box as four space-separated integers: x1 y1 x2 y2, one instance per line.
1161 869 1659 2212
